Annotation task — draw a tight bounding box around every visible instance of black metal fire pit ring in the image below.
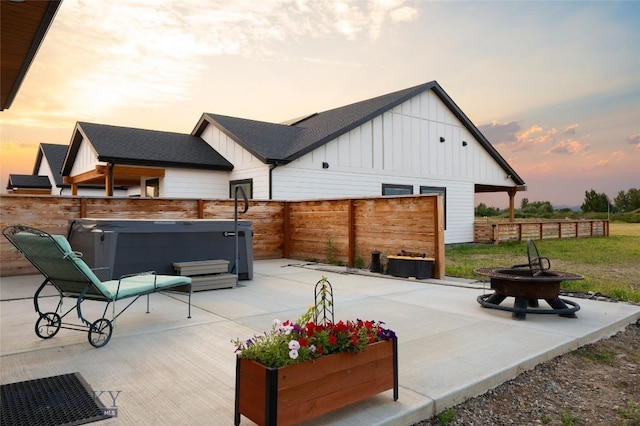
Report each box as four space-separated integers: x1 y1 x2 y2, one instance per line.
477 294 581 316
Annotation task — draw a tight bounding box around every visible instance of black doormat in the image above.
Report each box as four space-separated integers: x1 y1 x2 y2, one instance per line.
1 372 111 426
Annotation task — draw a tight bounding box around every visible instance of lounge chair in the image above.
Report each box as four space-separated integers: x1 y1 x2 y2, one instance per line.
2 225 192 348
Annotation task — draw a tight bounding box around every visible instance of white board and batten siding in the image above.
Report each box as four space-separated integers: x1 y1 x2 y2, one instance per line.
198 122 272 199
272 88 510 244
161 168 229 199
36 158 63 196
69 135 101 177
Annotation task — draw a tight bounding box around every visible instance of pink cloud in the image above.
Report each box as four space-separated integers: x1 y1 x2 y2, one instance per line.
628 133 640 149
479 121 558 152
545 139 588 155
478 121 520 144
517 124 543 141
564 124 579 135
517 126 557 145
612 151 626 160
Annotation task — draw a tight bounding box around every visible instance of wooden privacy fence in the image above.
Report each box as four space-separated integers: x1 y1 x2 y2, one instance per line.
474 220 609 244
1 194 444 278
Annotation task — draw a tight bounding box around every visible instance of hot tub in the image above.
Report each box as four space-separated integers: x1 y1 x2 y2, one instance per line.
67 218 253 280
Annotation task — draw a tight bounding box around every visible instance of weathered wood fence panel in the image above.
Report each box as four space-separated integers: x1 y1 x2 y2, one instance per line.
1 194 444 278
474 220 609 244
1 196 284 276
285 199 350 265
353 196 440 268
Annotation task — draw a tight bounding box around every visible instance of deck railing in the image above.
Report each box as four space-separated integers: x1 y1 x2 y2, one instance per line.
474 220 609 244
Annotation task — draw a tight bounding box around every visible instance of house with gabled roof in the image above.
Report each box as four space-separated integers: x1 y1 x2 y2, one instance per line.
6 143 126 196
61 123 233 197
190 81 526 243
59 80 526 243
6 174 51 195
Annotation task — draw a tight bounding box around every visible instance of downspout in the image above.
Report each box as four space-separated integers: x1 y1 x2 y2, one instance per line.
107 163 115 197
268 162 278 200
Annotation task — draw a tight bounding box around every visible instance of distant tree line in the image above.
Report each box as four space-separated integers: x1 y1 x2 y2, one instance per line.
581 188 640 213
476 187 640 222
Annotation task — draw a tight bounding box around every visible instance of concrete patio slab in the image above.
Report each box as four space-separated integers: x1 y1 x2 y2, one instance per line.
1 259 639 425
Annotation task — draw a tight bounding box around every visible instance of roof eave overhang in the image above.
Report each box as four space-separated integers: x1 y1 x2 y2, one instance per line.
475 184 527 193
61 123 86 176
1 0 62 111
97 156 234 172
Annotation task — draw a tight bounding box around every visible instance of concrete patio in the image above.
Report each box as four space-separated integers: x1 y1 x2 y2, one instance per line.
1 259 639 425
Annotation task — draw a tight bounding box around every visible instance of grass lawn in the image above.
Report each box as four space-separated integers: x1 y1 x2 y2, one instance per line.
446 222 640 303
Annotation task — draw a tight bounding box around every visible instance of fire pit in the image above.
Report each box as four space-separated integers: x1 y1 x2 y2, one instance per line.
475 240 583 320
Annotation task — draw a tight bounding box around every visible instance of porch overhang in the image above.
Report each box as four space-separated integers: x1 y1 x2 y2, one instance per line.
475 184 527 193
63 165 165 196
475 184 527 222
1 0 62 111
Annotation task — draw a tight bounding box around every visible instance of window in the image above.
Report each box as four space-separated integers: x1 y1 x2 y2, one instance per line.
230 179 253 199
420 186 446 229
382 184 413 196
145 178 159 198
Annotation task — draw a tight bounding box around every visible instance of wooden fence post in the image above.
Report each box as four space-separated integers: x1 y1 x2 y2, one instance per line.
348 199 355 267
283 202 290 259
197 199 204 219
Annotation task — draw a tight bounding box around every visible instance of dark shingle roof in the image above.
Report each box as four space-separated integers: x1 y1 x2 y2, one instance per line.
198 82 430 163
34 143 68 186
200 114 304 162
62 122 233 175
194 81 524 185
6 174 51 190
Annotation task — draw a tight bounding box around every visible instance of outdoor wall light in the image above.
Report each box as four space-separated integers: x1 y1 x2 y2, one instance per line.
462 141 468 147
439 137 445 143
322 162 330 169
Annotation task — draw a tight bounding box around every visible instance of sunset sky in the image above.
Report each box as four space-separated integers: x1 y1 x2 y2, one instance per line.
1 0 638 207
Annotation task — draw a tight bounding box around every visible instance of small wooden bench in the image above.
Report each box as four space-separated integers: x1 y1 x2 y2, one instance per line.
173 260 236 291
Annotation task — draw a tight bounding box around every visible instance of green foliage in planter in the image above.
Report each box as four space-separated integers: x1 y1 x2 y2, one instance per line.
232 276 396 368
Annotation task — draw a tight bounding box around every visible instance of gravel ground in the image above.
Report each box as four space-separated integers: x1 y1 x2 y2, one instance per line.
414 315 640 426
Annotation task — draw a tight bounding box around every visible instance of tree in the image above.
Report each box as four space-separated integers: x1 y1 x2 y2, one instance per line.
520 198 529 209
581 189 611 213
614 188 640 212
475 203 501 217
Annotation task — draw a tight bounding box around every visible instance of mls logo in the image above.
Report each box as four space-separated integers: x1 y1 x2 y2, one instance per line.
93 390 122 418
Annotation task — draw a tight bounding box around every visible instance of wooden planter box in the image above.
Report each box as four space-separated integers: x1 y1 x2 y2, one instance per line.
234 337 398 425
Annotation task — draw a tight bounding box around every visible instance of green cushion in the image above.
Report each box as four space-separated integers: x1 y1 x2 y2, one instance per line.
12 231 191 301
101 275 191 300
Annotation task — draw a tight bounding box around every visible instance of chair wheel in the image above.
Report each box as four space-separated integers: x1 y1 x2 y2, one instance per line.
35 312 61 339
88 318 113 348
